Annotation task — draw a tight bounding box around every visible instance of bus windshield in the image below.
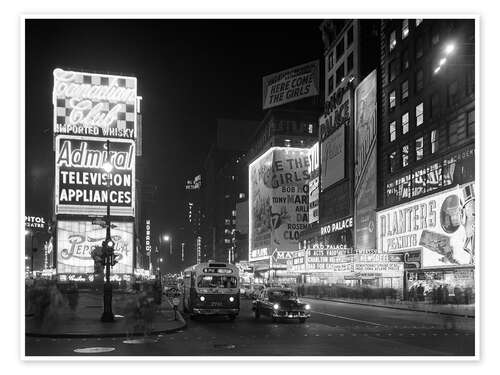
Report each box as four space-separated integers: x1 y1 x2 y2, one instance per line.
197 275 238 288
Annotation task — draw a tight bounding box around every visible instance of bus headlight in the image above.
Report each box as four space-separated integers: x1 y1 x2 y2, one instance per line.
200 296 205 302
229 296 235 302
273 303 279 310
305 304 311 310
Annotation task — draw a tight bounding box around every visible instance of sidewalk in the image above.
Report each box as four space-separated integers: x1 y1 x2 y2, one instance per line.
302 295 475 318
26 292 186 338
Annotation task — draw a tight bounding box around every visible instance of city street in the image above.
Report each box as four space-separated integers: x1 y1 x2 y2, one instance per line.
25 298 474 356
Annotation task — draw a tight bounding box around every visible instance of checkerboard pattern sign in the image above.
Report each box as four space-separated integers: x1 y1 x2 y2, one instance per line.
52 68 137 139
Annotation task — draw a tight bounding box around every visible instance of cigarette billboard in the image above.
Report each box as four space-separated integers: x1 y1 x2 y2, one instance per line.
249 147 310 262
54 135 135 216
262 60 320 110
354 70 377 251
52 68 137 139
57 221 134 274
377 183 475 267
320 125 345 190
308 142 319 223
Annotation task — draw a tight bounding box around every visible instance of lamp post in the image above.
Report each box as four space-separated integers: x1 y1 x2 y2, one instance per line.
101 139 115 323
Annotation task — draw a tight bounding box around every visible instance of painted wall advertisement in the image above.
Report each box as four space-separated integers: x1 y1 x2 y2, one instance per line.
354 70 377 251
320 125 345 191
57 221 133 274
377 183 476 267
52 68 137 139
308 142 319 224
249 147 310 262
262 60 320 110
54 135 135 216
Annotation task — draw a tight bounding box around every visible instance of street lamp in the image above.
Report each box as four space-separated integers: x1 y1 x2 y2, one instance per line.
101 139 116 323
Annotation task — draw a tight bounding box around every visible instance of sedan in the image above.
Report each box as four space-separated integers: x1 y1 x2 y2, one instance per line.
252 287 310 323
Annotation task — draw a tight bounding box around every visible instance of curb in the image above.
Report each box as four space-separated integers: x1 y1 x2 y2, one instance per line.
303 297 475 318
26 298 187 339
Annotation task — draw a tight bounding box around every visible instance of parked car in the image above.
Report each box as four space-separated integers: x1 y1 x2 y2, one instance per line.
252 287 310 323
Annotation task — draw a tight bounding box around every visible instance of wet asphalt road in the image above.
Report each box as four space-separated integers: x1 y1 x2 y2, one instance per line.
25 298 475 356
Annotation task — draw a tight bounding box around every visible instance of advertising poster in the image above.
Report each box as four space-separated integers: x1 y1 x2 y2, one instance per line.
354 70 377 251
262 60 320 110
55 135 135 216
57 221 134 274
320 125 345 191
249 147 310 262
52 68 137 139
377 183 475 267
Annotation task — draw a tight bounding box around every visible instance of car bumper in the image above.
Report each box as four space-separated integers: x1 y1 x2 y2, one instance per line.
272 311 310 319
192 308 240 315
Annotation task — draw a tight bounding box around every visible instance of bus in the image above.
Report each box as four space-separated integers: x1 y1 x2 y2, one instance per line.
182 261 240 320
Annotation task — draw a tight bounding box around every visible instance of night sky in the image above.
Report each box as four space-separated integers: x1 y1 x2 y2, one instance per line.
25 19 324 232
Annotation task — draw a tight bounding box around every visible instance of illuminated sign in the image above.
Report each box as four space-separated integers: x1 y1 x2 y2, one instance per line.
52 68 137 139
321 125 345 190
25 216 46 230
377 184 475 267
262 60 320 110
355 70 378 251
249 147 310 262
186 174 202 190
320 217 354 236
54 135 135 216
57 220 133 274
145 219 152 255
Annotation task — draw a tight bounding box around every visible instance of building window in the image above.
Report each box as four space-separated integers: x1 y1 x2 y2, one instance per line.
327 52 334 71
402 112 409 134
336 39 345 61
431 129 439 154
447 81 459 107
336 63 345 85
416 19 423 27
389 90 396 111
389 30 397 52
389 151 397 173
238 193 245 199
328 76 334 95
416 102 424 126
389 59 398 82
232 210 236 217
448 119 459 145
430 92 440 118
416 36 424 59
402 19 409 39
467 110 475 137
389 121 397 142
347 52 354 72
347 26 354 45
401 80 409 103
225 219 230 225
415 69 424 92
466 67 475 96
401 49 409 71
224 239 230 244
402 144 409 167
415 136 424 161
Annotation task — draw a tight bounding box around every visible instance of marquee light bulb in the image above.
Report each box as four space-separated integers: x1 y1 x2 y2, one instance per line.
445 43 455 55
102 161 113 173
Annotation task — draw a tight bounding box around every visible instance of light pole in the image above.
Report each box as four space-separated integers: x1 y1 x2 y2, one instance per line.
101 139 115 323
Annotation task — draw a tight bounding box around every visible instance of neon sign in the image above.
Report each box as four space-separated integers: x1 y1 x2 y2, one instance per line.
53 68 137 139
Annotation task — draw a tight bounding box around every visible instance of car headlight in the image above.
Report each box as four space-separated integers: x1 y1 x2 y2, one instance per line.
273 303 279 310
305 304 310 310
229 296 235 302
200 296 205 302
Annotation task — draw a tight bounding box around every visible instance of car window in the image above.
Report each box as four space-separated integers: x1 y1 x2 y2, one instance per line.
268 290 297 301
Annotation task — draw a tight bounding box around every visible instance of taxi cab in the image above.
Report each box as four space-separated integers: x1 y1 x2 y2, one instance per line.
252 287 310 323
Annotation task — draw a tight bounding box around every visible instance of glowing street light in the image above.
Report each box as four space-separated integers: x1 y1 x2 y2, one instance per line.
102 161 113 173
434 66 441 74
163 235 170 242
444 43 455 55
439 57 447 66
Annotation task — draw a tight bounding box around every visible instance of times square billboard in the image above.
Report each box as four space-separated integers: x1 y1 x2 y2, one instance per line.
57 221 134 274
377 183 475 267
54 135 135 216
249 147 310 262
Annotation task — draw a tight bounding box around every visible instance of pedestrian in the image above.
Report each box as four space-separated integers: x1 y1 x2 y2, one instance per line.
432 286 438 304
454 285 463 305
443 285 449 305
437 285 443 304
464 286 473 305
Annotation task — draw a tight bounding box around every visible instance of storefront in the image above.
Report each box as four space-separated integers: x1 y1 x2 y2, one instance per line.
377 183 476 301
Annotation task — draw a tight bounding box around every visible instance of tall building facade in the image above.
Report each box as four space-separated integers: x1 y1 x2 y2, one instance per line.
378 19 475 297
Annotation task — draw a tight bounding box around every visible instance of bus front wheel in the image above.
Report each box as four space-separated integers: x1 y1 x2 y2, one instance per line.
254 309 260 320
